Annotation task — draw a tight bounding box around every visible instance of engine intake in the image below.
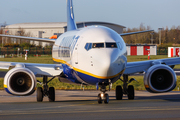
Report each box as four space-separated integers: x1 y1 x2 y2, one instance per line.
144 64 176 93
4 67 36 96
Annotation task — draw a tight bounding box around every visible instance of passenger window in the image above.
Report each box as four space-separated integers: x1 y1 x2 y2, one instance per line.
92 43 104 48
106 43 117 48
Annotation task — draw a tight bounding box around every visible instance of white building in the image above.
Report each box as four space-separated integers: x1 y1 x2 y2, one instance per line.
2 22 125 47
126 44 157 56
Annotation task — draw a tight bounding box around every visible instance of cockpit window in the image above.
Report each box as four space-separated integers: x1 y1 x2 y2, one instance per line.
92 43 104 48
85 42 118 51
85 43 92 51
106 43 117 48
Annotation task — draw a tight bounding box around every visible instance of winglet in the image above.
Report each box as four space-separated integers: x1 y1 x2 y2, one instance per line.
120 30 154 36
67 0 77 31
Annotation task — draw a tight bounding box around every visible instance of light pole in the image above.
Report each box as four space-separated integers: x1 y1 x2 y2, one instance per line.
38 31 45 46
150 32 154 44
17 31 22 44
158 28 163 45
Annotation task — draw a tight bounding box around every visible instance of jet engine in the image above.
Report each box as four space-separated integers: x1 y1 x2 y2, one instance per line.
144 64 176 93
4 67 36 96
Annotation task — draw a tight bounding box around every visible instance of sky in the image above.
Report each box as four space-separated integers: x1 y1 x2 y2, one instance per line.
0 0 180 31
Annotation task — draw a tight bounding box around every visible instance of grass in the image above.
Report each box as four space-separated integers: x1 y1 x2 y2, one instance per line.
0 55 180 90
0 55 53 64
127 55 168 62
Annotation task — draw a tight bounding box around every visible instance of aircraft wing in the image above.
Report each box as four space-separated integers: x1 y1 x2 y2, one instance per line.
124 57 180 75
120 30 154 36
0 34 56 43
0 61 63 76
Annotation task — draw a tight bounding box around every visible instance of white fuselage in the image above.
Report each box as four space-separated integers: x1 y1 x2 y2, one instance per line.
52 26 127 85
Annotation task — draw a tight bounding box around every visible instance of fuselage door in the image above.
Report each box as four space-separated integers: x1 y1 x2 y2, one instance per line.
73 36 82 65
74 44 78 64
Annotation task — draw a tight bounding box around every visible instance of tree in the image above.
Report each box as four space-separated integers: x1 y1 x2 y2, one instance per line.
15 27 32 44
122 23 152 44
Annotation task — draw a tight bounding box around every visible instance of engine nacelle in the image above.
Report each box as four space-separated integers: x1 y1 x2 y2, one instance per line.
144 64 176 93
4 67 36 96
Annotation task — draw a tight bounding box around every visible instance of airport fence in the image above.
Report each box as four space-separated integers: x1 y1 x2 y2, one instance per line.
0 47 168 57
157 48 168 55
0 47 52 57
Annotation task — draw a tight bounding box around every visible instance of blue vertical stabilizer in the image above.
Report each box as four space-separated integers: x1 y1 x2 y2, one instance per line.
67 0 77 31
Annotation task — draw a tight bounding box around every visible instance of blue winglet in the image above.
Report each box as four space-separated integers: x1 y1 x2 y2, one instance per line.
67 0 77 31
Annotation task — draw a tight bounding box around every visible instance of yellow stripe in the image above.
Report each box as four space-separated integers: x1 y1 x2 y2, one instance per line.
53 57 124 79
4 84 7 88
73 67 124 79
53 58 72 67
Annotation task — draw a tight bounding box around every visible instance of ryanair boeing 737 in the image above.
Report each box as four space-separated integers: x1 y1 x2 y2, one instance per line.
0 0 179 104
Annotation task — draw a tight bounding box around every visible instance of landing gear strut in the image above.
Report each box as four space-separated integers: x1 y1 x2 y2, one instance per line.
116 74 135 100
37 76 56 102
97 82 110 104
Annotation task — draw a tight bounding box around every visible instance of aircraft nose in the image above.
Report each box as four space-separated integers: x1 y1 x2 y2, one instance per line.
95 49 125 77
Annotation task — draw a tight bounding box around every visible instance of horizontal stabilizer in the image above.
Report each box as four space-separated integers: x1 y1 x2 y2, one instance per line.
0 34 56 43
120 30 154 36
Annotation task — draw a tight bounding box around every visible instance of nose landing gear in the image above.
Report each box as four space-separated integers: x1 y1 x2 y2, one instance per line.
97 82 110 104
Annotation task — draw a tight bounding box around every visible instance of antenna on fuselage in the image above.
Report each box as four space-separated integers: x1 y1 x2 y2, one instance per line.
67 0 77 31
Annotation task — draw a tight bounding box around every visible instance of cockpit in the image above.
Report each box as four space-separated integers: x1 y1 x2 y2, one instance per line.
85 42 121 51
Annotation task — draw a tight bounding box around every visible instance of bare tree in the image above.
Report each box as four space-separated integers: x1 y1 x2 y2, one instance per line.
123 23 152 44
15 27 32 44
0 28 2 45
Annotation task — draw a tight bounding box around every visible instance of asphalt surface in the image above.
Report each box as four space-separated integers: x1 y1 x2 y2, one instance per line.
1 90 180 120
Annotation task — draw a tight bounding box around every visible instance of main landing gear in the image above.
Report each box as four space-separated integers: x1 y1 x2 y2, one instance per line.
37 76 56 102
116 74 137 100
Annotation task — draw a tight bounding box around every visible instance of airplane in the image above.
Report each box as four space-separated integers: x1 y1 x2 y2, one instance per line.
0 0 179 104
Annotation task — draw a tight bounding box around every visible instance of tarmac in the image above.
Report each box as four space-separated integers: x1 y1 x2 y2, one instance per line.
1 69 180 119
1 90 180 120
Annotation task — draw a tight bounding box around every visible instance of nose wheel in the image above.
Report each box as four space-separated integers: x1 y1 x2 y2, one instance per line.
98 93 109 104
97 82 110 104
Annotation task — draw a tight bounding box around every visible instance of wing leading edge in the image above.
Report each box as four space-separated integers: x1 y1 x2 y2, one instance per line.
0 34 56 43
124 57 180 75
0 61 63 76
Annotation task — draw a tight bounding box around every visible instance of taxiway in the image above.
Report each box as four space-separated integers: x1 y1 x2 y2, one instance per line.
1 90 180 120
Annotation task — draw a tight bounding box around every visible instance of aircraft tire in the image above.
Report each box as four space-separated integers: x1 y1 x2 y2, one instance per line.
104 93 109 104
37 87 43 102
98 93 102 104
116 85 123 100
48 87 55 102
127 85 134 100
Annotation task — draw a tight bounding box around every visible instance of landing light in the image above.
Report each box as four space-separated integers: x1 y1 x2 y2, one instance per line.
101 93 104 97
55 67 60 70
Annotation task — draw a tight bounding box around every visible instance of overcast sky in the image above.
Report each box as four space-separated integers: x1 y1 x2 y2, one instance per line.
0 0 180 31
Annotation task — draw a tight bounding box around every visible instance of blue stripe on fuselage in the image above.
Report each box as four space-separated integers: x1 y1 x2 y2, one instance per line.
59 63 121 85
